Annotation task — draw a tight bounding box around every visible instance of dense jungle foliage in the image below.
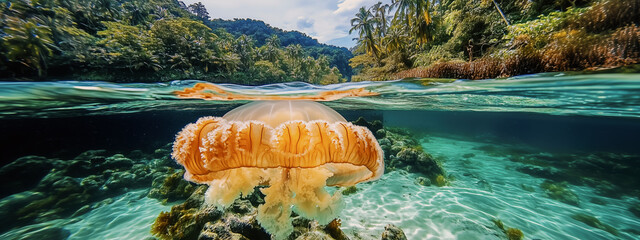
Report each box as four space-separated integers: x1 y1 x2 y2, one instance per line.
0 0 347 84
207 19 354 78
349 0 640 81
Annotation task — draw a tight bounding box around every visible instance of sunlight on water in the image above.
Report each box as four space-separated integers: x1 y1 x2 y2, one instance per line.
1 73 639 118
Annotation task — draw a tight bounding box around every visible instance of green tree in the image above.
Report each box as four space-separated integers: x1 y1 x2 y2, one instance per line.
392 0 433 44
3 16 55 77
97 21 157 72
350 7 380 59
262 34 281 62
188 2 209 20
148 18 220 73
371 2 390 37
234 34 255 71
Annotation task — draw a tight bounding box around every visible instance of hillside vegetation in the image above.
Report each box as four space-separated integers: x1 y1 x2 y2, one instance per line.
348 0 640 81
0 0 347 84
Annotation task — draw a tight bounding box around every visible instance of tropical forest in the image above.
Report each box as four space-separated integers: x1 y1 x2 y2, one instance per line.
1 0 639 84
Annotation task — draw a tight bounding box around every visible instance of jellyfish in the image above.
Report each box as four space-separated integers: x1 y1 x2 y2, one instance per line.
172 100 384 239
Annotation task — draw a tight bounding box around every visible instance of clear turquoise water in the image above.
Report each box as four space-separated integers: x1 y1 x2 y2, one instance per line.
1 73 639 239
1 73 639 119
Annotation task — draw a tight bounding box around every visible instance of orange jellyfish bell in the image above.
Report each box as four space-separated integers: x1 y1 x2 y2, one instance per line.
172 100 384 239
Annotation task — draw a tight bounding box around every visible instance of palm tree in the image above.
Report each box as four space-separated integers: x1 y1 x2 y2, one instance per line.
263 35 281 62
285 44 303 71
391 0 432 44
188 2 209 20
350 7 380 59
383 25 408 53
3 17 56 77
235 35 254 71
482 0 510 26
371 2 390 37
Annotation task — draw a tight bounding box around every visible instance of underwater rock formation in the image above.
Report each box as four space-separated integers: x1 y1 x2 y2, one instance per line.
513 151 640 199
492 219 524 240
152 184 351 240
373 125 446 186
148 169 196 203
380 224 407 240
172 101 384 239
571 213 619 236
152 183 399 240
0 145 189 232
540 181 580 206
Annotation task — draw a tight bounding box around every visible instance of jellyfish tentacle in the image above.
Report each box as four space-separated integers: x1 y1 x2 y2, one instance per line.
257 168 294 240
289 167 343 225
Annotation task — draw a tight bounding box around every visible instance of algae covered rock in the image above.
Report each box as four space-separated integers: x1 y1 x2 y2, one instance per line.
492 219 525 240
0 147 180 231
369 121 446 186
0 156 59 198
381 224 407 240
148 169 195 202
352 117 384 138
152 186 223 240
151 183 395 240
571 213 619 236
540 181 580 206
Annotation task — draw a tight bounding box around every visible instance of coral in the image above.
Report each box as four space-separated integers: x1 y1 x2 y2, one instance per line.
172 101 384 239
352 117 384 138
341 186 358 196
151 185 360 240
381 224 407 240
148 169 195 202
151 186 223 240
540 181 580 206
571 213 619 236
0 156 59 198
377 126 446 187
0 146 180 232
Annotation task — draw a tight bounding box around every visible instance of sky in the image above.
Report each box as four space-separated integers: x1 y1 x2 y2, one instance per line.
181 0 393 48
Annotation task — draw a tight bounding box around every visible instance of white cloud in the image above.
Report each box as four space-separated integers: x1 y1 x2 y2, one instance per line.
180 0 392 48
334 0 368 14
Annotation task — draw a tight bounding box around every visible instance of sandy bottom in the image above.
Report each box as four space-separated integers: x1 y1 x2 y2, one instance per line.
340 136 640 239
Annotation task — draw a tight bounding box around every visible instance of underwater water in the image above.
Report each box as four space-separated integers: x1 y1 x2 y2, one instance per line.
1 72 640 240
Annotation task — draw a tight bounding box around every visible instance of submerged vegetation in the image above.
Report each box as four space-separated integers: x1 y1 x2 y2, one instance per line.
0 0 346 84
349 0 640 81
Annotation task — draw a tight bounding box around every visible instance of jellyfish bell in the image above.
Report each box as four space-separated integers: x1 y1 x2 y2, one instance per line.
172 100 384 239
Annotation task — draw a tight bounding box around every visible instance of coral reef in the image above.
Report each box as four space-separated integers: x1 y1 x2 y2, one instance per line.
0 144 190 232
352 117 384 138
151 183 394 240
373 124 446 186
571 213 619 236
540 181 580 206
148 169 196 203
